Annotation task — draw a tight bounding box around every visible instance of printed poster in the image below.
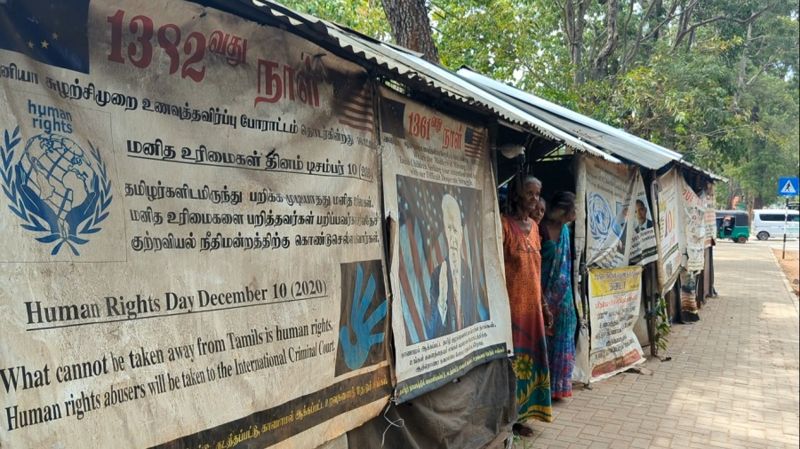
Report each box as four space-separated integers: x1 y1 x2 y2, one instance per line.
652 169 683 295
680 178 706 273
702 186 716 248
629 172 658 266
584 157 656 268
0 1 391 448
571 156 591 383
588 267 645 381
379 88 512 402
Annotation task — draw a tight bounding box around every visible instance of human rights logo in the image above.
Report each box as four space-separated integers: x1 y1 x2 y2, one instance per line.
1 128 112 255
588 192 612 240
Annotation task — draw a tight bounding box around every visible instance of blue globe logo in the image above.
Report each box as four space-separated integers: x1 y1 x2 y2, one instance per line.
1 128 112 255
588 192 612 241
22 135 95 230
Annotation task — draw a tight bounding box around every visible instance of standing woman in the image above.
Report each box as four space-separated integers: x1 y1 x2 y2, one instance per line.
501 176 553 433
539 191 578 400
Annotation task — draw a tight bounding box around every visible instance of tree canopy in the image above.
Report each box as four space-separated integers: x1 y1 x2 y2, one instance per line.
280 0 799 208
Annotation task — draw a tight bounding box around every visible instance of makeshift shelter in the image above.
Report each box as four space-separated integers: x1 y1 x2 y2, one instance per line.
0 1 723 449
457 68 722 370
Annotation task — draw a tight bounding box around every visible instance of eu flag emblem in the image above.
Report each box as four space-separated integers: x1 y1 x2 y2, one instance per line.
0 0 90 73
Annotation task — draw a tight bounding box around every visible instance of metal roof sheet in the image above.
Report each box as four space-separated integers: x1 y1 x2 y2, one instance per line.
675 160 727 182
457 68 683 170
216 1 622 163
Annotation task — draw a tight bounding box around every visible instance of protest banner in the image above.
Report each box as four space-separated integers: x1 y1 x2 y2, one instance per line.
679 178 706 273
584 157 634 268
702 185 716 248
652 169 683 295
1 1 390 447
379 88 512 402
629 173 658 266
584 157 656 268
587 267 645 381
572 156 591 383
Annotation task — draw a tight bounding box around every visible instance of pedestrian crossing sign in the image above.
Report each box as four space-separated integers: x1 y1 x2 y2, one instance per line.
778 177 799 196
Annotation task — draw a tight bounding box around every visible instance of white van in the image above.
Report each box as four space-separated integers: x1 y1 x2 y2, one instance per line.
752 209 800 240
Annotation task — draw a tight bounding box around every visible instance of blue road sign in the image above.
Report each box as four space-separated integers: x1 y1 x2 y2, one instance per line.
778 176 799 197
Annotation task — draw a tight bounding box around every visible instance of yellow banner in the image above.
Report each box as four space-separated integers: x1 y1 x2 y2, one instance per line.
588 266 643 297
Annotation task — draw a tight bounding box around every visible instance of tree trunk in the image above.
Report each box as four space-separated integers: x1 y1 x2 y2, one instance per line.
564 0 589 85
591 0 619 80
734 18 752 108
381 0 440 63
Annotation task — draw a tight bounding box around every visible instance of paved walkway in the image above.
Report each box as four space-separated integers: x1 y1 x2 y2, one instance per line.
518 242 800 448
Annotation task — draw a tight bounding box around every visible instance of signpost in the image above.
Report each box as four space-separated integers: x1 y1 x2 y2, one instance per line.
777 176 799 259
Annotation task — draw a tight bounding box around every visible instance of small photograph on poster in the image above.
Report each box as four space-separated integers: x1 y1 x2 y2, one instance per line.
336 259 388 375
633 196 654 232
396 175 490 345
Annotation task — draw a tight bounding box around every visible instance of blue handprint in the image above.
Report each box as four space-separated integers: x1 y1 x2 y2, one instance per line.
339 263 387 370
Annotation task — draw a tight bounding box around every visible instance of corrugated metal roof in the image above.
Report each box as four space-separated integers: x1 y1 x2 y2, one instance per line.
210 1 723 178
367 43 621 163
676 160 728 182
214 1 621 163
457 68 684 170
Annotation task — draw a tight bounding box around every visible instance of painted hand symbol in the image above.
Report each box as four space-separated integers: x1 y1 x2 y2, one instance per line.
340 264 387 370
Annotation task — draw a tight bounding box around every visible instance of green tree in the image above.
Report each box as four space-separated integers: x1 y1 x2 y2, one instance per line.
279 0 799 207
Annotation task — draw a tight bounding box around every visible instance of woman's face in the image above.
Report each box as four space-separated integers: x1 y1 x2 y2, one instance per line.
521 181 541 214
548 204 576 224
564 206 577 223
531 199 546 223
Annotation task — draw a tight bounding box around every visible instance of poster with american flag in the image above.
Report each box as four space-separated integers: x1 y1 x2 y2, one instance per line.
379 87 511 403
464 127 486 158
334 80 374 133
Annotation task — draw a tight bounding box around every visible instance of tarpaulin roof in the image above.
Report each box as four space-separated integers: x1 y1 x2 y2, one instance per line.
457 68 684 170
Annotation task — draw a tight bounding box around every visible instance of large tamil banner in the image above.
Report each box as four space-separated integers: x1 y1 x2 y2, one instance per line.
652 169 683 295
0 1 391 448
379 88 512 402
587 267 645 381
584 157 656 268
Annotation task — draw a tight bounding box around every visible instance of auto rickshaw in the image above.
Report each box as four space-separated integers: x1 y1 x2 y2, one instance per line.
715 210 750 243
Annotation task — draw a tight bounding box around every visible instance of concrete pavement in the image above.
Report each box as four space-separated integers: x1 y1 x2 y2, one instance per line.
516 242 800 448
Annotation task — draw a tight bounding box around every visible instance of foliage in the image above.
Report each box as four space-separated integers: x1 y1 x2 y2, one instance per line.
278 0 390 40
278 0 799 206
654 295 671 353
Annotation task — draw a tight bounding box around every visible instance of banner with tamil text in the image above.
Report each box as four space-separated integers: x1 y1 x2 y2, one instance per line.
588 266 645 382
379 87 512 403
1 1 390 448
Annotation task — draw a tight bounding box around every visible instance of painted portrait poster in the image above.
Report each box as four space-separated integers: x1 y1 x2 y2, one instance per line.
396 176 490 344
380 88 512 402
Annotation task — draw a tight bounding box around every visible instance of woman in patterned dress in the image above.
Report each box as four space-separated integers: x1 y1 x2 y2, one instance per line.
539 191 577 400
501 175 553 435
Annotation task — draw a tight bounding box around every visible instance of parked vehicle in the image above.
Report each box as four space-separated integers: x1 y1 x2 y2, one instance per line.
715 210 750 243
752 209 800 240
